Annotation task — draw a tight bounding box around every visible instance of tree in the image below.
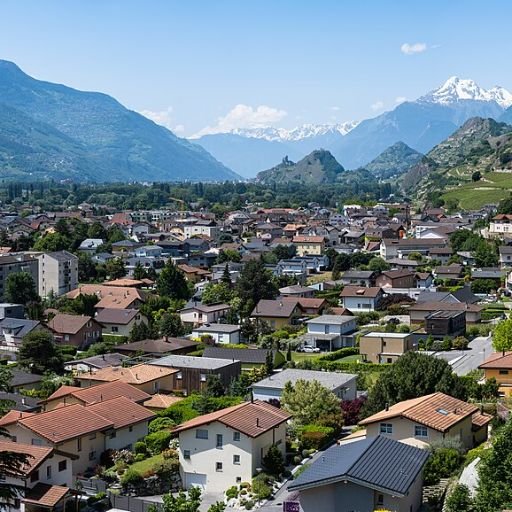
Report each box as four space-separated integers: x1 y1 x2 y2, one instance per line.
262 444 285 477
156 260 190 300
286 344 292 362
472 171 482 182
331 253 351 280
202 282 233 305
367 257 391 272
363 352 467 417
105 257 126 280
445 484 473 512
150 487 225 512
216 249 241 264
265 350 274 375
221 264 232 286
78 252 97 282
133 262 148 280
5 272 38 305
204 375 225 398
492 318 512 352
281 379 341 426
158 312 185 338
235 259 278 317
18 331 64 374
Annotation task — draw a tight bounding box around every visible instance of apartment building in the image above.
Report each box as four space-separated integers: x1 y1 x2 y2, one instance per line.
37 251 78 297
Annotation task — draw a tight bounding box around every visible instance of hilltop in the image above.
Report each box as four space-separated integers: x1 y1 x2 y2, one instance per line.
363 142 424 178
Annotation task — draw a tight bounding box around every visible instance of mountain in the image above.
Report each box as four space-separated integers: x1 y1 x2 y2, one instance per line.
363 142 424 178
0 60 240 182
193 77 511 175
402 117 512 195
256 150 345 185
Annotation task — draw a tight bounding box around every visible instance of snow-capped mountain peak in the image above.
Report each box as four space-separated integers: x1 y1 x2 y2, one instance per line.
419 76 512 108
230 121 359 142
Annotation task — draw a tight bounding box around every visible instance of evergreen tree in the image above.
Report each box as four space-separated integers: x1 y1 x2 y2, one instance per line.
159 312 185 338
221 264 231 286
133 262 147 280
18 331 64 374
156 260 190 300
5 272 38 305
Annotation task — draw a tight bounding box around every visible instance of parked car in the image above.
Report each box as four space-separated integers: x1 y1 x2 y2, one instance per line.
303 346 320 353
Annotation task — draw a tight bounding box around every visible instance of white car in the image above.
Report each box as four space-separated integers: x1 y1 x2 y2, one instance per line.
303 346 320 353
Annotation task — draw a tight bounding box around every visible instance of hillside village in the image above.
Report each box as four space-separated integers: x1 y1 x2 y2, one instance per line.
1 194 512 512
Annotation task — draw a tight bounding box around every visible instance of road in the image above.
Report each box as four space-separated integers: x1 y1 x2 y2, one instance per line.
430 335 492 375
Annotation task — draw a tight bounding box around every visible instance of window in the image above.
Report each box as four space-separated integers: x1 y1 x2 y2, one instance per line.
380 423 393 434
129 426 133 433
177 372 183 380
233 431 241 442
46 466 52 480
58 460 67 472
111 326 119 333
109 432 117 439
377 494 384 506
183 450 191 460
215 462 223 472
236 477 242 483
30 470 39 483
500 370 509 375
200 374 207 382
415 425 428 438
233 455 240 465
64 334 70 341
77 438 82 452
216 434 223 448
89 451 96 461
196 429 208 440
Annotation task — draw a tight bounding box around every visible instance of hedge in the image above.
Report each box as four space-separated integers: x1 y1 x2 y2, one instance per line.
299 424 335 450
318 347 359 362
145 430 172 455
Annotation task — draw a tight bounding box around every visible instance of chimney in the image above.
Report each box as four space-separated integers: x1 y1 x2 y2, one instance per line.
385 403 389 411
256 417 260 427
21 397 26 406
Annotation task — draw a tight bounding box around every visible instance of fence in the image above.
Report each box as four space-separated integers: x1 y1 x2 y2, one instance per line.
108 493 163 512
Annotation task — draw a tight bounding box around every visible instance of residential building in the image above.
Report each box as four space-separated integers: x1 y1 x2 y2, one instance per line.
37 251 78 298
173 401 290 490
202 347 285 370
285 297 326 316
251 299 302 329
149 355 241 395
183 219 219 239
278 285 315 298
409 302 482 325
0 254 39 302
499 245 512 268
251 368 357 402
304 315 358 351
288 436 429 512
113 337 198 357
425 310 466 337
380 238 447 260
65 285 145 310
64 353 129 373
191 323 241 344
489 214 512 238
434 264 464 281
375 270 416 289
47 314 102 349
292 236 325 256
0 303 24 320
338 270 377 287
339 286 384 312
359 332 418 364
94 308 148 337
78 238 104 253
0 392 40 413
0 318 45 361
179 302 231 326
359 392 491 449
479 352 512 397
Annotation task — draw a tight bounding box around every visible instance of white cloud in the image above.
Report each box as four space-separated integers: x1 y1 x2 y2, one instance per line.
395 96 407 104
192 104 287 137
400 42 428 55
139 106 185 134
371 100 385 111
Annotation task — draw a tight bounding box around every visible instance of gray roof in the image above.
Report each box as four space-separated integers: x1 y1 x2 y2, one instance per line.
340 270 375 279
193 323 240 334
10 370 44 388
66 352 129 369
203 347 278 364
0 392 40 412
288 436 429 496
149 354 239 370
95 308 140 325
0 318 41 337
251 368 356 391
306 315 355 326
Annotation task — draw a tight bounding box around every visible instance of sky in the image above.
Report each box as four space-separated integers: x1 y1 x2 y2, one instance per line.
1 0 512 137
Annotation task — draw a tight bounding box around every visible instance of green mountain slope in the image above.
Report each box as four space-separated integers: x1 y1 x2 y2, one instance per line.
0 60 240 182
363 141 424 178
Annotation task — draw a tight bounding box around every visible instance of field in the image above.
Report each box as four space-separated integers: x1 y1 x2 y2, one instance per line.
441 171 512 209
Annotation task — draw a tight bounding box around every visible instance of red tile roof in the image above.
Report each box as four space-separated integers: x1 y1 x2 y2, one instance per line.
0 410 35 427
23 484 70 508
340 286 383 298
479 352 512 369
75 363 178 385
48 314 95 334
86 396 155 429
0 441 53 475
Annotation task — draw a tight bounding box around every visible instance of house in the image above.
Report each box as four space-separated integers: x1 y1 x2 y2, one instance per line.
192 323 241 345
66 285 146 310
434 264 464 281
41 380 151 411
339 286 384 312
425 310 466 337
499 245 512 268
173 400 290 490
251 299 302 329
0 441 74 512
278 285 315 298
0 392 40 413
285 297 327 316
134 245 163 258
415 272 434 289
380 238 447 260
113 337 198 357
202 347 285 370
375 270 416 289
0 318 45 361
0 303 24 320
178 264 212 283
304 315 358 351
489 213 512 238
359 332 418 364
37 251 79 298
183 219 219 239
149 355 241 395
251 368 357 401
143 394 184 412
274 260 308 284
409 302 482 325
3 397 154 474
47 314 102 349
288 436 429 512
338 270 377 287
359 392 491 449
9 370 44 393
74 363 179 394
292 236 325 256
78 238 104 253
94 308 148 337
179 302 231 326
64 352 129 373
479 352 512 397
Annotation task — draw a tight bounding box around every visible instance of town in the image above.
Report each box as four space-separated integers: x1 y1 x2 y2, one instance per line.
0 186 511 512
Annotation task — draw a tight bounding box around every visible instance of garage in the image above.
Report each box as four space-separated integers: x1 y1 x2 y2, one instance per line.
184 472 207 489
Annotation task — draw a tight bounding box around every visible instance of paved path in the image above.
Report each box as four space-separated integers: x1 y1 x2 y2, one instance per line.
459 458 480 495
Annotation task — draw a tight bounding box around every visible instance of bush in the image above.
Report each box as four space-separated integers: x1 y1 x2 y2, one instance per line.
148 417 175 433
134 441 147 455
225 486 238 499
145 430 172 455
300 425 335 450
452 336 469 350
244 500 254 510
134 453 146 462
318 347 359 362
121 468 143 486
252 479 272 500
262 444 284 477
423 447 464 485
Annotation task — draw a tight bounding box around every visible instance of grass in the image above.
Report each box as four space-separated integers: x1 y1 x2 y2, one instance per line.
128 454 164 474
291 351 322 362
306 271 332 285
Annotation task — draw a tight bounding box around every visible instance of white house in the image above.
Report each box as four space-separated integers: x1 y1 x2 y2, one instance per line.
180 302 231 326
191 323 241 344
251 368 357 402
173 401 290 490
304 315 357 351
339 286 384 312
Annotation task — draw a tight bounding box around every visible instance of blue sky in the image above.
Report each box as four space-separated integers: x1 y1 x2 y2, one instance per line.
1 0 511 136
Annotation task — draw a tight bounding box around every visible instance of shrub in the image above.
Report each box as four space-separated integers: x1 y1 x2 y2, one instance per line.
145 430 172 455
134 453 146 462
134 441 147 455
318 347 359 362
262 444 284 477
293 456 301 465
452 336 469 350
423 447 464 485
162 448 178 459
121 468 143 486
244 500 254 510
252 479 272 500
300 425 335 450
148 417 175 433
240 482 251 489
225 486 239 499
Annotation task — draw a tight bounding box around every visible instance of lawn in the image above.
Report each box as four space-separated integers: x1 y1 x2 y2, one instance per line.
291 351 322 362
128 453 164 474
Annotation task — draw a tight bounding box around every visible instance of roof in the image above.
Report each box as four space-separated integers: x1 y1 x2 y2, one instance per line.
86 396 155 429
305 315 355 326
251 299 300 318
0 410 36 427
288 435 429 496
173 400 290 438
94 308 141 325
410 301 482 313
149 354 239 370
76 363 178 385
0 318 41 337
66 352 129 369
359 392 478 432
425 310 465 320
48 314 95 334
181 301 231 313
340 286 383 298
292 236 325 243
23 484 70 508
0 392 40 412
66 285 145 309
193 323 240 334
203 347 279 364
278 285 315 294
143 394 184 409
10 370 44 388
479 351 512 369
0 441 53 475
114 337 197 354
251 369 357 392
340 270 376 279
285 297 326 310
19 404 114 443
380 270 415 279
